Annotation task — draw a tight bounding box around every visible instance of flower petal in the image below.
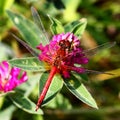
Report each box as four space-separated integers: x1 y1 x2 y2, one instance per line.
0 61 28 92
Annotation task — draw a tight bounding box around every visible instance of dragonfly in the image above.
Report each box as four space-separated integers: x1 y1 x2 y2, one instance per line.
11 7 116 111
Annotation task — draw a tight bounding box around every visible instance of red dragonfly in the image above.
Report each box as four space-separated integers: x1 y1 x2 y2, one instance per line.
11 7 116 111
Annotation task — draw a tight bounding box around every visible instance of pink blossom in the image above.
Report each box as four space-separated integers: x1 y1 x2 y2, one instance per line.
0 61 28 92
37 32 89 78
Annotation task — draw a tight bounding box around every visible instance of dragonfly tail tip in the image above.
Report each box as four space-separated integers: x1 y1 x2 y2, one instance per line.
35 105 39 111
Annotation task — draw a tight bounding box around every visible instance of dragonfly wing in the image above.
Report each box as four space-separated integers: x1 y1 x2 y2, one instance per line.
85 69 113 75
31 7 49 46
11 33 39 57
83 42 116 58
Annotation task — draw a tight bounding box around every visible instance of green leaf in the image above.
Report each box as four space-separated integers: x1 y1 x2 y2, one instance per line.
46 93 72 109
72 18 87 38
6 10 42 49
64 75 98 109
64 18 87 38
64 20 80 32
72 72 89 81
39 72 63 106
9 91 43 114
0 91 15 97
8 57 46 71
79 74 89 81
0 105 16 120
48 15 64 34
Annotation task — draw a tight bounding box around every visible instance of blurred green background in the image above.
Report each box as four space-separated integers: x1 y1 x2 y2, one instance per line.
0 0 120 120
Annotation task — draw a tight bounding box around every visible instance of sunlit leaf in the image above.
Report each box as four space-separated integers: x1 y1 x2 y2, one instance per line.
64 75 98 109
9 91 43 114
72 18 87 38
8 57 46 71
39 72 63 106
48 15 64 34
91 68 120 81
6 10 41 49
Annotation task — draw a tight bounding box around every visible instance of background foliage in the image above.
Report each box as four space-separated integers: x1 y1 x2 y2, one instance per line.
0 0 120 120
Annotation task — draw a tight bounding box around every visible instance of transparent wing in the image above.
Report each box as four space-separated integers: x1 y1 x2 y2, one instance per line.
83 42 116 58
10 33 39 57
31 7 49 46
85 69 113 75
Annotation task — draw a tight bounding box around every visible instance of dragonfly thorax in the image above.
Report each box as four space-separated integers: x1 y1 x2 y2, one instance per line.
52 40 72 68
58 39 72 51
